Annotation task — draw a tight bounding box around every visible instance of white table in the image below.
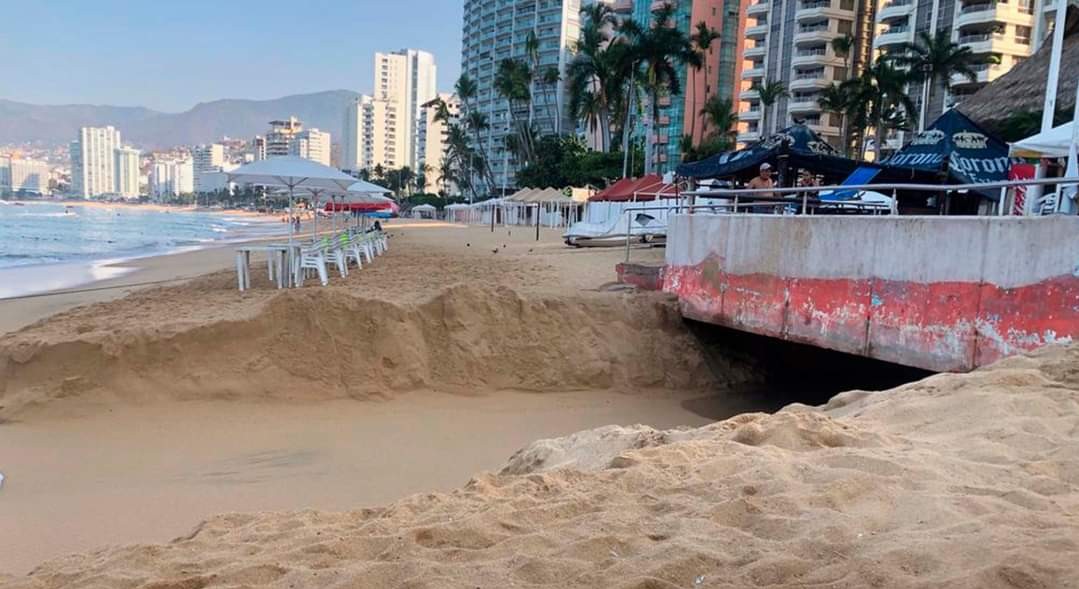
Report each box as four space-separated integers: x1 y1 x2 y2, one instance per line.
235 244 296 291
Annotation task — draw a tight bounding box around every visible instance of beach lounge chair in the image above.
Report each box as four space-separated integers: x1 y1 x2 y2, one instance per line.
322 236 349 278
819 166 882 202
296 243 329 287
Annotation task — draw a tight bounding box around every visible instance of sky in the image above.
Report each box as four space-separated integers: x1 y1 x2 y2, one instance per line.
1 0 464 112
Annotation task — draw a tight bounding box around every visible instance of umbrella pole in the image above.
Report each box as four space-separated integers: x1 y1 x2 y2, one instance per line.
313 195 319 239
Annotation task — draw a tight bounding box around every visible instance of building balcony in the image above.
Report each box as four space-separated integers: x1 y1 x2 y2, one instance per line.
791 48 844 66
790 74 832 90
956 31 1028 54
788 98 823 112
748 0 771 14
739 108 762 121
954 2 1034 27
738 130 762 143
794 26 836 44
796 2 855 21
746 23 770 37
873 26 914 47
742 66 766 79
744 44 767 58
739 88 761 101
949 62 1005 86
877 0 915 19
806 121 841 136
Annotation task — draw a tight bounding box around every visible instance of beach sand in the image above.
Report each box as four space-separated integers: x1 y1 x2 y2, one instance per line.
2 221 1077 587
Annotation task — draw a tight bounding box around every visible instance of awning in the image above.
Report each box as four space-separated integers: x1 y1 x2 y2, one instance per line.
1010 122 1075 158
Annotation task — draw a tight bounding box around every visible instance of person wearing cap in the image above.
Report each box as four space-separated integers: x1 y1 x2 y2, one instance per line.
747 163 776 211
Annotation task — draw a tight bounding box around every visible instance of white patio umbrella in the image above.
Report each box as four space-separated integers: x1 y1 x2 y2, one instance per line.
226 156 358 245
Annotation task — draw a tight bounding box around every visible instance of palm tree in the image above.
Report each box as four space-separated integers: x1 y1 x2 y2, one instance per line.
542 66 562 134
699 95 737 145
567 3 621 152
817 82 856 156
830 34 855 79
687 22 721 143
890 31 991 131
494 58 536 164
455 74 497 192
754 80 788 137
623 2 693 174
525 31 541 127
849 60 916 161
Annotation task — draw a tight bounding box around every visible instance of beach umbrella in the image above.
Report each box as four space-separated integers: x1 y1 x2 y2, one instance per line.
226 157 357 245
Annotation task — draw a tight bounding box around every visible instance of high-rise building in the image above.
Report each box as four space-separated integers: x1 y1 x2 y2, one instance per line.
71 126 122 197
265 117 303 158
193 144 226 193
113 146 141 198
291 128 332 166
633 0 749 172
374 49 438 168
150 159 194 199
460 0 582 190
872 0 1045 144
0 156 51 196
251 136 267 161
418 93 461 194
736 0 876 147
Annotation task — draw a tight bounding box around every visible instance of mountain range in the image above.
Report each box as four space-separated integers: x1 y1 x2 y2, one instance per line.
0 90 362 149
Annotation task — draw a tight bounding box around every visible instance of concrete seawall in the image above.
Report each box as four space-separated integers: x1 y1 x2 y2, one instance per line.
663 214 1079 372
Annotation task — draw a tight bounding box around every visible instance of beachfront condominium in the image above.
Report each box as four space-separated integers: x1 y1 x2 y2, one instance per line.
113 146 141 198
149 158 194 200
0 156 52 196
71 126 121 198
460 0 581 191
736 0 876 147
418 93 461 193
633 0 749 173
291 128 332 166
259 117 303 159
193 144 225 193
872 0 1046 139
342 49 438 173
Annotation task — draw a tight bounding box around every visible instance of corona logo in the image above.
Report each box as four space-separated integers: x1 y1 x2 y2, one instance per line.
807 141 836 155
952 132 988 149
911 129 945 146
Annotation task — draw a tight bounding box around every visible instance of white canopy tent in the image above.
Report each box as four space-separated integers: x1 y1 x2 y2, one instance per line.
1011 122 1075 158
226 157 358 244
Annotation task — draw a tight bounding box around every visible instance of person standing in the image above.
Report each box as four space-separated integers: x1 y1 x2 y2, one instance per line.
747 163 776 212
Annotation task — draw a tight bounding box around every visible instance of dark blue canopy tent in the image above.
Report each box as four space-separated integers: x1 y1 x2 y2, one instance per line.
881 109 1014 196
677 124 867 182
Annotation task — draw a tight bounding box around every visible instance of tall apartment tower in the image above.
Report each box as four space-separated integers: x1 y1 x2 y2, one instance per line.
374 49 438 169
113 146 141 198
737 0 875 147
460 0 581 190
71 126 122 197
872 0 1041 134
633 0 749 172
418 93 461 193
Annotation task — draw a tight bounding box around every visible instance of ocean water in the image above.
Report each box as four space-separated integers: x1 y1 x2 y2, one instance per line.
0 201 282 270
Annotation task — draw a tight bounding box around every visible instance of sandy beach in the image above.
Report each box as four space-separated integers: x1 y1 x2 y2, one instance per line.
1 221 1077 587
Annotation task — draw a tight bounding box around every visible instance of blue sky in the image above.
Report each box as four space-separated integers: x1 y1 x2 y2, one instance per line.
2 0 463 112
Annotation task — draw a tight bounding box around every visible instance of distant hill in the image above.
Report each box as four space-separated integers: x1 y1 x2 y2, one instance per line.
0 90 362 148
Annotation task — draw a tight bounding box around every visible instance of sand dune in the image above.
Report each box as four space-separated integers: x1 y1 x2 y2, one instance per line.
3 343 1078 588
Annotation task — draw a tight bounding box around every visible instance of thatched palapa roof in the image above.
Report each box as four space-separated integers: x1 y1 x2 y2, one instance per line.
959 6 1079 128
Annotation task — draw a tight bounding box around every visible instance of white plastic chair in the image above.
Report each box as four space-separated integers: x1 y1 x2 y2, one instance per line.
322 237 348 278
296 243 329 286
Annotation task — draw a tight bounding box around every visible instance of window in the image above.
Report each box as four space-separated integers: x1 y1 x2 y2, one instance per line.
1016 25 1031 44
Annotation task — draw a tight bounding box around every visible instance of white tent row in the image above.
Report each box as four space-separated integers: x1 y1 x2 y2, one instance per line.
443 197 583 228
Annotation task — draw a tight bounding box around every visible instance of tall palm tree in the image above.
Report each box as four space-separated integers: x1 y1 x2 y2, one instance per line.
623 2 693 174
754 80 788 137
454 74 497 192
699 95 737 145
542 66 562 134
687 22 721 143
849 60 916 161
494 58 536 164
890 31 991 131
830 34 855 79
525 31 541 127
567 3 621 152
817 81 856 156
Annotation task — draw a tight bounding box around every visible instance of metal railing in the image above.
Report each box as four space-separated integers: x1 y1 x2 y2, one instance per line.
618 177 1079 264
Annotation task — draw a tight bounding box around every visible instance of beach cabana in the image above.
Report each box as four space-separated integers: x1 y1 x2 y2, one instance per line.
410 203 437 219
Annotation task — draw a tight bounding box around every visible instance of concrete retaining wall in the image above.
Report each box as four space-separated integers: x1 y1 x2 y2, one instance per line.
664 214 1079 372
